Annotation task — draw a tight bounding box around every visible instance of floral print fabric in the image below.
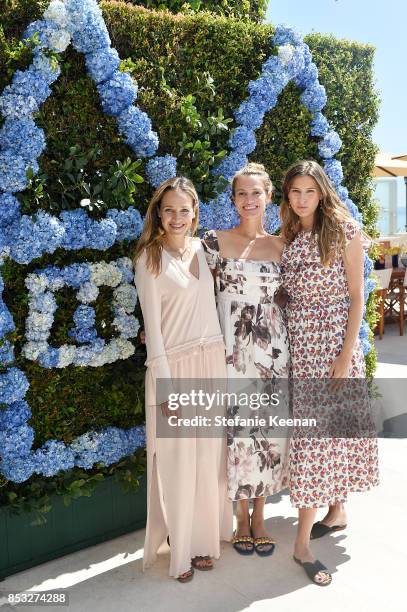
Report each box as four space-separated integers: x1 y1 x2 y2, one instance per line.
202 230 290 500
281 221 379 508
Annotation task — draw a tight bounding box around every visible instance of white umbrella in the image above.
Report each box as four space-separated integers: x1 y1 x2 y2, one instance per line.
374 154 407 177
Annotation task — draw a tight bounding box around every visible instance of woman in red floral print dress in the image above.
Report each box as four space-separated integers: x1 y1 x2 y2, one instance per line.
280 160 379 586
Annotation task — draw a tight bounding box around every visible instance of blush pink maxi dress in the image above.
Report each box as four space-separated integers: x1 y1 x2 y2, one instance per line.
134 238 233 579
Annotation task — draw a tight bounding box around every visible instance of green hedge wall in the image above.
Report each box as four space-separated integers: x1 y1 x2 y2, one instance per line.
0 0 379 511
130 1 268 21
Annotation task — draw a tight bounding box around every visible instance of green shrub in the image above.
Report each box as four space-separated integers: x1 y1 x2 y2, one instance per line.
125 1 268 21
0 1 379 512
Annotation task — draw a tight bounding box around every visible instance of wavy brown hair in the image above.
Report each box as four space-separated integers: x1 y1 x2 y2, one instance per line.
133 176 199 276
280 160 357 266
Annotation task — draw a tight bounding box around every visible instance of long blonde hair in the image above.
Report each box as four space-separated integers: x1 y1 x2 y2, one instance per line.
133 176 199 276
280 160 357 266
231 162 273 198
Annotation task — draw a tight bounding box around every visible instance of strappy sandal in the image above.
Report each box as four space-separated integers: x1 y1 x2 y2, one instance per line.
177 567 194 583
191 556 213 571
293 556 332 586
232 532 254 556
310 521 347 540
252 535 276 557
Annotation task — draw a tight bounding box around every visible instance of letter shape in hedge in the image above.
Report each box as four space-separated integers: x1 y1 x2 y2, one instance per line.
0 0 156 483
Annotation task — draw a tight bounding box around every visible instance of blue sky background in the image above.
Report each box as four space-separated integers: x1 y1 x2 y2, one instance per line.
266 0 406 154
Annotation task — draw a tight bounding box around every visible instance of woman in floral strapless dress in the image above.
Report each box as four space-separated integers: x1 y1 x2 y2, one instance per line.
202 163 289 558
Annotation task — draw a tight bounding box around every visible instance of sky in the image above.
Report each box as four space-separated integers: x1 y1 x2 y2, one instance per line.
266 0 406 155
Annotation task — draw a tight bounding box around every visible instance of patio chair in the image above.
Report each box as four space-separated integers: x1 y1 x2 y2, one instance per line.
372 269 393 339
384 268 407 336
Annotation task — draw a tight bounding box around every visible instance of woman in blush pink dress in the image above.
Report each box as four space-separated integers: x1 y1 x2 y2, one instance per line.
134 177 232 583
280 160 379 586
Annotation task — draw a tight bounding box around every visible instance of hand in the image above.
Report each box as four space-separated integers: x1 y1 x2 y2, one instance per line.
161 401 181 419
328 353 352 378
328 354 352 392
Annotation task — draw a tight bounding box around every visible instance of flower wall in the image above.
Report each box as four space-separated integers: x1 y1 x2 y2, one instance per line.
0 0 379 509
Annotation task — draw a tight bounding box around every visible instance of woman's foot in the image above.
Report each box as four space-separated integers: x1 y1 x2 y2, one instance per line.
293 543 331 585
233 511 253 553
191 556 213 570
318 503 347 528
250 509 275 555
177 568 194 583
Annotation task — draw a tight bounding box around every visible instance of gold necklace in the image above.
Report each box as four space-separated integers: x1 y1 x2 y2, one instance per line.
163 240 191 261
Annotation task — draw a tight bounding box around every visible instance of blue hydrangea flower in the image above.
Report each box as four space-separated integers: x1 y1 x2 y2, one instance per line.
234 100 265 131
0 340 14 365
229 127 257 156
106 206 143 240
71 13 111 54
0 400 31 430
207 189 239 230
145 155 177 188
97 71 138 117
0 153 38 194
0 456 35 483
310 112 330 138
324 159 344 187
264 205 281 234
345 197 363 224
10 70 51 106
29 291 58 314
0 299 15 338
23 20 59 51
300 82 327 113
198 202 214 231
0 89 39 119
8 211 63 263
247 76 280 112
278 45 306 79
29 53 61 85
337 185 349 201
70 305 97 344
318 130 342 159
131 131 159 158
0 424 34 460
0 367 30 405
295 62 319 90
85 47 120 84
117 107 159 158
34 440 75 477
215 152 248 181
0 194 21 226
273 24 304 47
61 262 92 288
0 118 46 162
116 258 134 284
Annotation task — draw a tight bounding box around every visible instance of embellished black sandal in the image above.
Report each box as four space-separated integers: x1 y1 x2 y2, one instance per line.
232 533 255 555
252 536 276 557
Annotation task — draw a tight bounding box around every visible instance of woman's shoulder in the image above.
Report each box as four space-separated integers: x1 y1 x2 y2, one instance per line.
201 229 220 252
340 218 370 249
